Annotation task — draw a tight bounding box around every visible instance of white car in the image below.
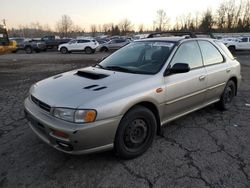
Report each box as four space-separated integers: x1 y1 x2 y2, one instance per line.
222 37 250 52
58 39 99 54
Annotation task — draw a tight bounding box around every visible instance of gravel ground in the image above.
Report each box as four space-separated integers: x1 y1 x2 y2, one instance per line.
0 51 250 188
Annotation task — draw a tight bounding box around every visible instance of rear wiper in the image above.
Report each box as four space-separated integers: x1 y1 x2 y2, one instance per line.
105 66 132 73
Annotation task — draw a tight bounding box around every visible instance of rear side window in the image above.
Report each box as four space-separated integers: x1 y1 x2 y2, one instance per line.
215 41 234 60
116 39 125 43
240 37 248 42
198 41 224 66
171 41 203 69
77 40 90 43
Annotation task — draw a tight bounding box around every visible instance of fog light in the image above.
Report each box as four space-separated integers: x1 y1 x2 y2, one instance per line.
52 129 69 139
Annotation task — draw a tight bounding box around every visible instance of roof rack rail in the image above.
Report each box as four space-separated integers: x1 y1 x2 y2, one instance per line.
147 31 197 38
194 32 215 39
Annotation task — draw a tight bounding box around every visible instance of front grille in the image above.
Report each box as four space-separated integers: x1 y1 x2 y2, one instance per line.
31 95 51 112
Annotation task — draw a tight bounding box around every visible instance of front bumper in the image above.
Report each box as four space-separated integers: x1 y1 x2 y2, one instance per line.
24 97 122 154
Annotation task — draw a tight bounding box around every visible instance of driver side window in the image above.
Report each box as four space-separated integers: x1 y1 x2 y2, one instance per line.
171 41 203 69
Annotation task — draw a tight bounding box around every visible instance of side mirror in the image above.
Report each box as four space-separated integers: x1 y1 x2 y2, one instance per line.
164 63 190 76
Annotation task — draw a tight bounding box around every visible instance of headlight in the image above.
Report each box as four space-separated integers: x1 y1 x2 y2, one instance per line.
52 108 97 123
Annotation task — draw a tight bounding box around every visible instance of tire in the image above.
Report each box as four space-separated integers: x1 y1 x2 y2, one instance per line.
100 47 108 52
114 106 157 159
60 47 68 54
228 46 236 54
25 46 32 54
217 80 236 111
85 47 92 54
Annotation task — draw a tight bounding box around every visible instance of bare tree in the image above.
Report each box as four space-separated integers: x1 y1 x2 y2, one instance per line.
194 12 200 30
154 9 170 31
242 0 250 30
138 24 144 33
102 23 114 34
90 24 97 36
199 9 214 32
56 15 73 37
217 2 227 30
119 18 133 34
98 24 102 33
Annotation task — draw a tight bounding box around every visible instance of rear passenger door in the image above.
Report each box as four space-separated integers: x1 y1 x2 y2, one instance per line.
163 41 207 122
76 40 89 50
198 40 230 103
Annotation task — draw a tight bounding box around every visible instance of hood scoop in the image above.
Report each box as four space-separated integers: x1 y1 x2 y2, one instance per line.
76 70 109 80
83 85 107 91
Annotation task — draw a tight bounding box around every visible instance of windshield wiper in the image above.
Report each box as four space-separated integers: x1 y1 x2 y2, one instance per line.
105 66 133 73
93 63 105 69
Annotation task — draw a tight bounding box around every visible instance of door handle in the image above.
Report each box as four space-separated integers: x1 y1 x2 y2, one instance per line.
226 68 231 73
199 75 206 80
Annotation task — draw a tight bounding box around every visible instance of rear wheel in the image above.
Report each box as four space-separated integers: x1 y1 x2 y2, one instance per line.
100 47 108 52
25 46 32 54
217 80 236 110
114 106 157 159
60 47 68 54
85 47 92 54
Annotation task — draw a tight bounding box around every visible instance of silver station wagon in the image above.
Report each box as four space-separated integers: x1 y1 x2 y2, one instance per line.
24 33 241 159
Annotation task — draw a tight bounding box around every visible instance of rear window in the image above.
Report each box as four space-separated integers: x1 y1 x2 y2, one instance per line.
215 41 235 60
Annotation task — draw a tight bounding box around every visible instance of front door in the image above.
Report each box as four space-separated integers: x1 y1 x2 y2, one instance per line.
163 41 207 123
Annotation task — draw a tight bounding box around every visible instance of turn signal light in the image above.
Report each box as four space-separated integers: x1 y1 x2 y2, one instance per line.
84 110 96 122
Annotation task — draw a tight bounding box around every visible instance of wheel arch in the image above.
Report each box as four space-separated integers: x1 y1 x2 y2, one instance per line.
84 46 92 50
101 46 108 51
229 76 238 96
122 101 162 136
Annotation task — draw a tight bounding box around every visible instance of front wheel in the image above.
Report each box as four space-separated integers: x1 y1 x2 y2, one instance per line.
217 80 236 110
100 47 108 52
60 47 68 54
25 46 32 54
114 106 157 159
85 47 93 54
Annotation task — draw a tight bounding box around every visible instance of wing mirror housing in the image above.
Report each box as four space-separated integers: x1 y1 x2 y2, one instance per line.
164 63 190 76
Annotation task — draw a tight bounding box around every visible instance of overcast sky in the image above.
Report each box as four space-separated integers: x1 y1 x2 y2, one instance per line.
0 0 237 31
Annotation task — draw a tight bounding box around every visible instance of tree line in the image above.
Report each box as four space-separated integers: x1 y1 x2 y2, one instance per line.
7 0 250 38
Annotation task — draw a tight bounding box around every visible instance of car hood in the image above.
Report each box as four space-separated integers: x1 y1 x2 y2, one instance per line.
30 66 151 109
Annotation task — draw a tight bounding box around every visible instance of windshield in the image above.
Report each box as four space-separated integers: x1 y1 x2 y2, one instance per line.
98 41 175 74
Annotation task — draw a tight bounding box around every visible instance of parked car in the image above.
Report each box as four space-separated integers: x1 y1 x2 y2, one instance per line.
9 37 25 52
24 35 241 159
23 39 47 54
97 39 130 52
222 37 250 52
95 39 109 44
0 25 17 55
58 39 99 54
41 35 71 49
